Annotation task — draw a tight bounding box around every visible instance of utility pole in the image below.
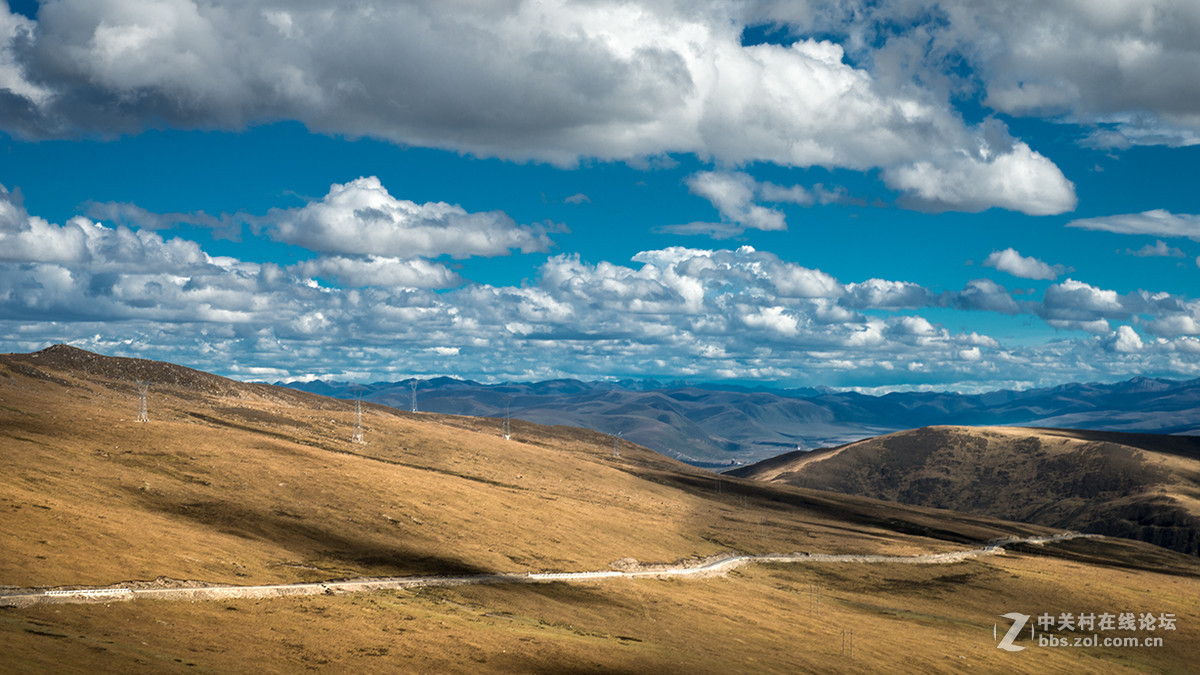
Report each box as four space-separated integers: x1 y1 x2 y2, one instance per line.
136 380 150 423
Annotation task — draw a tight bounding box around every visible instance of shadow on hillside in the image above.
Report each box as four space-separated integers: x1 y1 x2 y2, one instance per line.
1008 535 1200 577
125 487 493 578
648 468 1017 544
650 468 1200 577
464 578 635 614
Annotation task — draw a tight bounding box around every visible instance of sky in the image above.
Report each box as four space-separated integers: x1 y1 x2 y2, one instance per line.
1 0 1199 393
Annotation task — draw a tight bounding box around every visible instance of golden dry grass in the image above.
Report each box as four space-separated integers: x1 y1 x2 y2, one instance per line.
0 349 1050 589
2 346 1199 672
2 551 1197 673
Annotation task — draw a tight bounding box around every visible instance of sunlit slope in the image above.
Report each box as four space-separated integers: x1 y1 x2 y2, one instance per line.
0 346 1063 589
4 347 1200 673
731 425 1200 555
2 550 1198 674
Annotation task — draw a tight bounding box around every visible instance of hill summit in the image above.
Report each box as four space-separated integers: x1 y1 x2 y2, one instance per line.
731 425 1200 556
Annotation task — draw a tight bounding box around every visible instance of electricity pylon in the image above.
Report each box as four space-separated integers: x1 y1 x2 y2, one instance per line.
502 398 512 440
352 398 365 444
136 380 150 423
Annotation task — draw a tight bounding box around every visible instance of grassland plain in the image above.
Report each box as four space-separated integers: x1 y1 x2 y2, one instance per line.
1 345 1198 673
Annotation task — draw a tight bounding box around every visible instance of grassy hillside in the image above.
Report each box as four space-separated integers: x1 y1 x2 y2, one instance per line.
3 347 1199 672
1 346 1039 589
730 425 1200 556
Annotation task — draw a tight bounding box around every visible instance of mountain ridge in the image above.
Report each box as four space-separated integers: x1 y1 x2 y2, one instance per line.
278 372 1200 465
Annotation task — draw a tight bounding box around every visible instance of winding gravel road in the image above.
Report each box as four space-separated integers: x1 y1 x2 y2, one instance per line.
0 533 1099 608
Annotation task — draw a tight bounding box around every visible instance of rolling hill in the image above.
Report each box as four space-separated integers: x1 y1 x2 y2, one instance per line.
285 375 1200 466
3 345 1199 673
730 426 1200 556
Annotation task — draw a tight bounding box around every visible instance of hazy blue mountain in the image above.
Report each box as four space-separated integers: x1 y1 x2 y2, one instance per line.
275 376 1200 466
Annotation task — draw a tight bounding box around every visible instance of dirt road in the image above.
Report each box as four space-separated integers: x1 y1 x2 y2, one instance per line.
0 533 1099 608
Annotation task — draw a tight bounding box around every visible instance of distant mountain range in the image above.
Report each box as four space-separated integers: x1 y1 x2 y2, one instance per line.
279 375 1200 466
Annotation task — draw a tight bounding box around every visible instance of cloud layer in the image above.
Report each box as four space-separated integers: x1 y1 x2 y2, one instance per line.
0 0 1079 215
3 181 1199 389
768 0 1200 149
3 2 1199 389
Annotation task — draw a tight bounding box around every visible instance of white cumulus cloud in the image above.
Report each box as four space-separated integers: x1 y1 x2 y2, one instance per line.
1040 279 1129 322
1109 325 1144 353
949 278 1023 315
843 279 935 309
266 177 551 259
886 139 1076 215
984 248 1068 280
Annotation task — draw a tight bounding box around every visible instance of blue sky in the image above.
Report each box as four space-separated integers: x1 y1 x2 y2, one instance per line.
1 0 1199 392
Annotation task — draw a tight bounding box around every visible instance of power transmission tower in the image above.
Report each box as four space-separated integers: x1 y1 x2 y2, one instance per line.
136 380 150 423
612 432 621 458
502 397 512 440
352 397 365 444
410 381 418 413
